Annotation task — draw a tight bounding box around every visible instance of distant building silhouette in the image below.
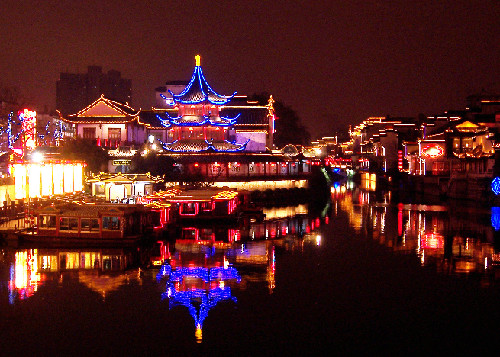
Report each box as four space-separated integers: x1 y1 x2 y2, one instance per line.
56 66 132 116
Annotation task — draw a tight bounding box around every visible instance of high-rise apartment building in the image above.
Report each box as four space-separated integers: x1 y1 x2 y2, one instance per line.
56 66 132 116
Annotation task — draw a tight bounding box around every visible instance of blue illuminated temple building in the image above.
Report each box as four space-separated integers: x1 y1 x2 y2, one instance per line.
59 56 319 176
143 55 274 153
60 55 273 153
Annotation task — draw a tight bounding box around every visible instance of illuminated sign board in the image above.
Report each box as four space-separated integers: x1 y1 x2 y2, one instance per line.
421 144 444 158
112 160 131 166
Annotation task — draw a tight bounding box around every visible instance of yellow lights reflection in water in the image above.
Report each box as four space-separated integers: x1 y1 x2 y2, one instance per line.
13 250 41 301
195 324 202 343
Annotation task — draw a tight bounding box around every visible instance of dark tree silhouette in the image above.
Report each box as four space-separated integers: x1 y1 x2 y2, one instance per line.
131 152 176 178
59 137 108 173
249 93 310 148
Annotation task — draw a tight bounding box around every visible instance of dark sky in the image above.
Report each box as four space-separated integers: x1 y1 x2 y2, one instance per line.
1 0 499 139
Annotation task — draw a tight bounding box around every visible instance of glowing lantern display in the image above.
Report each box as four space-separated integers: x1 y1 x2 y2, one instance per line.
19 109 37 154
12 162 84 199
53 164 64 195
421 144 444 158
64 165 74 193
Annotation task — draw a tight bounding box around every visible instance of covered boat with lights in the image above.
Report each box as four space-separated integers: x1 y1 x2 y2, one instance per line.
137 187 246 226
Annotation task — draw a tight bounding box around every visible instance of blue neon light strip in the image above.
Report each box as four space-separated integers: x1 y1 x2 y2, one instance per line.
155 114 172 128
157 264 241 283
158 262 241 330
155 113 239 127
162 284 237 330
159 93 176 106
169 66 236 105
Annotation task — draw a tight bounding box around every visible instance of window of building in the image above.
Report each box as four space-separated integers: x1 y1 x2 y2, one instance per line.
200 202 213 212
95 184 105 195
81 218 99 232
432 161 449 175
102 255 123 270
80 252 100 269
182 228 198 240
200 228 214 240
102 216 120 230
40 215 56 228
180 202 197 215
108 128 121 141
59 217 79 231
83 127 96 139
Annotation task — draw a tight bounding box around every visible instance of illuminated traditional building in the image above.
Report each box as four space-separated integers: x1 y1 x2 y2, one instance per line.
59 95 141 147
57 56 319 178
143 55 274 153
86 172 164 201
59 57 274 154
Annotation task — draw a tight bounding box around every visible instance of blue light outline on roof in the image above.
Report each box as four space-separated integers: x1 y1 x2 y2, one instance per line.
155 113 239 127
169 65 237 105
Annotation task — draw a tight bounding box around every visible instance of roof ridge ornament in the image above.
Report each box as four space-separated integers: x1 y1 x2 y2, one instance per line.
169 56 236 105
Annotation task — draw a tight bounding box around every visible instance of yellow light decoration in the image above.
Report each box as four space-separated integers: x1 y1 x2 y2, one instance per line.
212 190 238 200
74 164 83 192
15 251 29 289
53 164 64 195
41 164 53 196
28 164 41 198
64 164 74 193
13 164 26 199
195 55 201 67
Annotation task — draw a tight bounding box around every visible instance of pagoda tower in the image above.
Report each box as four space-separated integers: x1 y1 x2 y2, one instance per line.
158 55 248 152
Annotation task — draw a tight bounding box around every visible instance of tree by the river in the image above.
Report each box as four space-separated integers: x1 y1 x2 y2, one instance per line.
59 137 108 173
249 93 310 148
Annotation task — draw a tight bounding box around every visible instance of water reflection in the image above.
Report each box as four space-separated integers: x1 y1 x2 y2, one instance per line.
334 180 500 281
0 247 137 304
157 254 241 343
0 202 329 344
154 204 329 343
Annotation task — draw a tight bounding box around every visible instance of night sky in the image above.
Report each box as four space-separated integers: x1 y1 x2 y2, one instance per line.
1 0 499 139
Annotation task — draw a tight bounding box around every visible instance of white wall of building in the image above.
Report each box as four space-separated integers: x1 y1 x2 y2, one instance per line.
236 132 267 152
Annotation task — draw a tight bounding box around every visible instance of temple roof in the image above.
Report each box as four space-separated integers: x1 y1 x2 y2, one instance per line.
170 56 236 105
62 95 139 123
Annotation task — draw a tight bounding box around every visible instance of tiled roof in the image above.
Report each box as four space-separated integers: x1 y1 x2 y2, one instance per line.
163 140 210 152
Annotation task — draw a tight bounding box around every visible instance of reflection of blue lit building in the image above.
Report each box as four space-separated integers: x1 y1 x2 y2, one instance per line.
158 263 241 342
491 207 500 231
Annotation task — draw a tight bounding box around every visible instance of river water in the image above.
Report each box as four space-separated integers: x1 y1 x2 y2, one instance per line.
1 182 500 355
